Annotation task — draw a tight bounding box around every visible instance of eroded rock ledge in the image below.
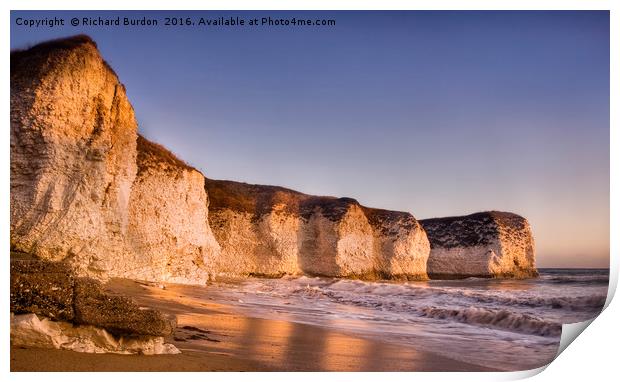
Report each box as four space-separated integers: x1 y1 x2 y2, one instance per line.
420 211 538 279
10 258 179 354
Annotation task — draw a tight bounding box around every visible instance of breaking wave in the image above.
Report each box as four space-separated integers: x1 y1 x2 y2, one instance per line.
205 268 606 370
288 278 606 313
210 268 606 343
451 290 607 311
420 306 562 337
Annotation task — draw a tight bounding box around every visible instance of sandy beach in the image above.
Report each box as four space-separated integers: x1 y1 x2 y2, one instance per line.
11 278 493 372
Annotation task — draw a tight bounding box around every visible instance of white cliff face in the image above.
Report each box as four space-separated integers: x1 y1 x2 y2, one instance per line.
421 212 537 279
492 216 536 276
366 209 430 280
299 203 375 277
205 180 430 280
10 37 137 278
425 245 501 277
11 313 180 355
209 209 300 276
10 36 219 284
120 136 221 284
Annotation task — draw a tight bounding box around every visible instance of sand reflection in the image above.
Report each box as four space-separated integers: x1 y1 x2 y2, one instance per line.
106 279 491 371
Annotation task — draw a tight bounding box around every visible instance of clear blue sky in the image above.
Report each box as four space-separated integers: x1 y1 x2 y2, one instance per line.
10 11 609 267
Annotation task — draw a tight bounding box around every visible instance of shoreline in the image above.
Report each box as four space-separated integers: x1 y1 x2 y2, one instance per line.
11 278 495 372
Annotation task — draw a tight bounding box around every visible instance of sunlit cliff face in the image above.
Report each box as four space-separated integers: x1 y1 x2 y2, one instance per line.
11 10 610 270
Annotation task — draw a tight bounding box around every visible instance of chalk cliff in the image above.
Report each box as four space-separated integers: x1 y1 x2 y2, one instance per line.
420 211 537 279
364 208 432 279
10 35 220 282
10 36 137 277
10 35 537 283
205 179 430 280
121 136 220 284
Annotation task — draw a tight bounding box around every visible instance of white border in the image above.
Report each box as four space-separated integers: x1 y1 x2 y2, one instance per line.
2 1 617 382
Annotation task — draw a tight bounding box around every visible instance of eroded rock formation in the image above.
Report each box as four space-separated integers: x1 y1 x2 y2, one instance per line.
364 208 432 279
420 211 538 279
10 258 179 354
205 179 430 280
11 313 180 355
11 259 177 336
10 36 220 283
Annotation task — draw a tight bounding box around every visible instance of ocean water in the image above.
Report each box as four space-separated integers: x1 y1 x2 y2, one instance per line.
205 269 609 371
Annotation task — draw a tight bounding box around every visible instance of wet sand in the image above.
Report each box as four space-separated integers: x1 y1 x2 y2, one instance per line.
11 279 495 372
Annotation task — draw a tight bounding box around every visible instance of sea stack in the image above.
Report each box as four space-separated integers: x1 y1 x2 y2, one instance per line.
420 211 538 279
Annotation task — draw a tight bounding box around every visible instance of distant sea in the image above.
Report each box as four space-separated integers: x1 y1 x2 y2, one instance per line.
204 268 609 371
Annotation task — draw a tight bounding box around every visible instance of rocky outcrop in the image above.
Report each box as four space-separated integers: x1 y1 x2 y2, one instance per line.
420 211 537 279
10 258 179 354
11 259 176 336
10 36 137 277
10 259 74 321
11 313 180 355
10 35 220 283
121 136 220 284
205 179 430 280
73 277 176 336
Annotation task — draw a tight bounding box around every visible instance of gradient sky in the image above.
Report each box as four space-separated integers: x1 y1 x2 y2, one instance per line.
10 11 610 268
